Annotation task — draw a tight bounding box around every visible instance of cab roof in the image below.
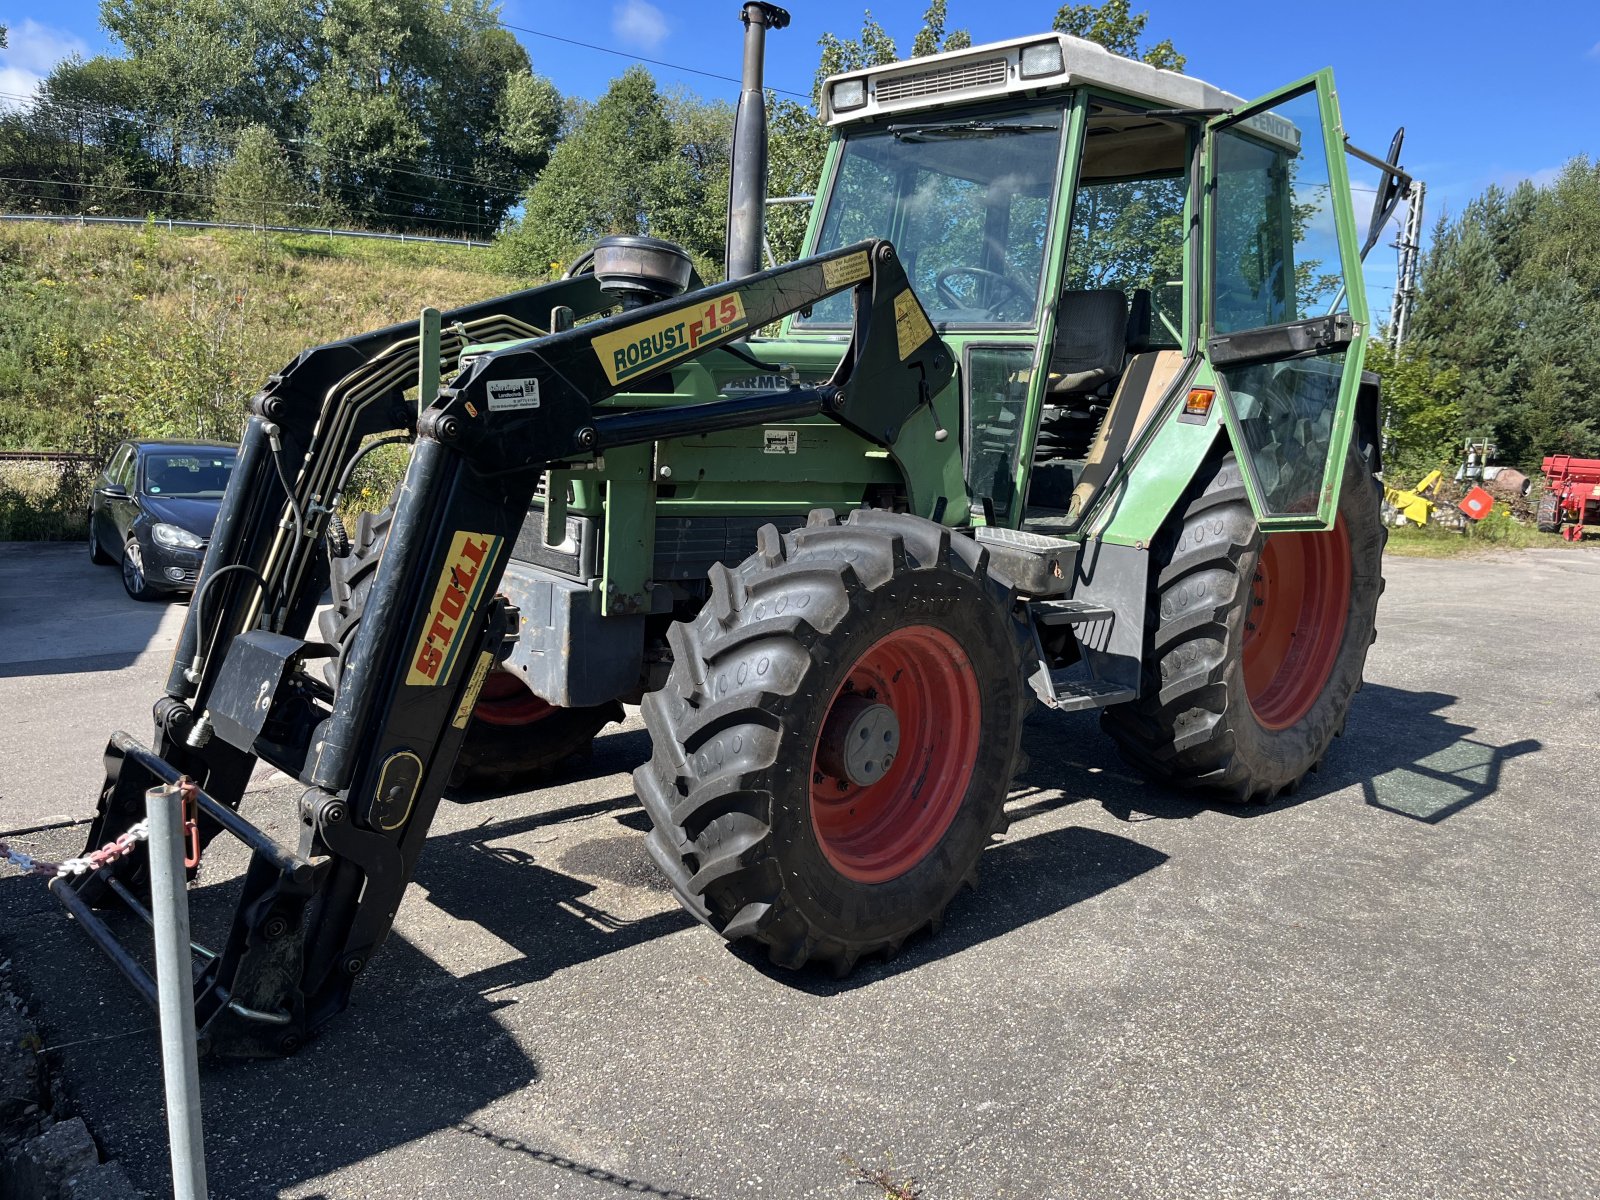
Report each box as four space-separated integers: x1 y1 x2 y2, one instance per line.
821 32 1243 125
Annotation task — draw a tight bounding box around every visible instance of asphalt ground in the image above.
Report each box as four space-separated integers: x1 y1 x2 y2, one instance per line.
1 540 1597 1199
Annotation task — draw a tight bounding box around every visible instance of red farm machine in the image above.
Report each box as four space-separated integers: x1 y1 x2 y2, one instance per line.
1537 456 1600 541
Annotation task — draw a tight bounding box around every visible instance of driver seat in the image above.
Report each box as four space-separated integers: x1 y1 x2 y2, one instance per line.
1046 289 1129 396
1033 290 1131 501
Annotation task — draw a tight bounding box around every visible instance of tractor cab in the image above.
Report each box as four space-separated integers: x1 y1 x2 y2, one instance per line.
791 33 1386 537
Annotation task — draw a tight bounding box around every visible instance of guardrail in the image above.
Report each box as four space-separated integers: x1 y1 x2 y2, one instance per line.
0 450 100 464
0 212 492 248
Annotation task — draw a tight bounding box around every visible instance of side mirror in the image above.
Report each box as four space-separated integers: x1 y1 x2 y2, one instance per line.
99 483 128 499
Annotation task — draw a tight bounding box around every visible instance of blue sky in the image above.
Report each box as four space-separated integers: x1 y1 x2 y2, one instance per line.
4 0 1598 309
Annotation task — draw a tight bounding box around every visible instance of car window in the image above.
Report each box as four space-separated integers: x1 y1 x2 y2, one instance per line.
110 447 136 489
141 451 236 498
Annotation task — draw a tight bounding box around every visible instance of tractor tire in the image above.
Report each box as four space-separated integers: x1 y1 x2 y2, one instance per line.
320 502 621 792
635 508 1028 975
1536 492 1560 534
1102 442 1385 803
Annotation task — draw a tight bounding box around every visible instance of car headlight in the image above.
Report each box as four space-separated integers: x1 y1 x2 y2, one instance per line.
152 523 203 549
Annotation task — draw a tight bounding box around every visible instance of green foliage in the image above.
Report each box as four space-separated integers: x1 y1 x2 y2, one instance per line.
1054 0 1185 71
214 124 314 227
497 68 733 280
1408 158 1600 470
1362 342 1461 484
6 0 558 236
0 222 515 466
910 2 971 59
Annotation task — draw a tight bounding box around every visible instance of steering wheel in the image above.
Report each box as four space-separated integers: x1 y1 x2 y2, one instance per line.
934 266 1033 317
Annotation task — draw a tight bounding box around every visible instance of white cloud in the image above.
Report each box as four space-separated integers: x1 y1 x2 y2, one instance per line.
611 0 669 52
0 18 88 99
1588 40 1600 60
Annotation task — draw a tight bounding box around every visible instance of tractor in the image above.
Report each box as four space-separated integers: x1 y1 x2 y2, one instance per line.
56 5 1409 1055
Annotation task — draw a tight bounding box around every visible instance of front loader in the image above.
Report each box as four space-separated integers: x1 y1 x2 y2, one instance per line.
55 9 1413 1054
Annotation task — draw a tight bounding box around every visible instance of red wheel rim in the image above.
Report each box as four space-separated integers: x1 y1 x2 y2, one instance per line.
1242 517 1353 730
471 669 556 727
809 624 980 884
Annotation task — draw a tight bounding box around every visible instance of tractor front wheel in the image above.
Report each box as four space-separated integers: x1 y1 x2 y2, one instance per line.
636 509 1027 974
1102 444 1385 802
321 503 621 792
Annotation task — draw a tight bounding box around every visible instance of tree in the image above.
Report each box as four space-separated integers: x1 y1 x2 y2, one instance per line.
498 67 679 275
910 1 971 59
213 123 312 227
1407 163 1600 469
1054 0 1185 71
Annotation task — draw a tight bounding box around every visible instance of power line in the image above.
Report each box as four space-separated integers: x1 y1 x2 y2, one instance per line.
0 92 512 229
492 18 811 100
0 174 484 236
0 90 523 201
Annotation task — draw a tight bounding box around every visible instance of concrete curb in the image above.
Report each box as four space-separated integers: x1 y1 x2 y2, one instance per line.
1 964 142 1200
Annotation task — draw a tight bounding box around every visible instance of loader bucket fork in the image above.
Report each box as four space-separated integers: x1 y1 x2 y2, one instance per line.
55 241 953 1056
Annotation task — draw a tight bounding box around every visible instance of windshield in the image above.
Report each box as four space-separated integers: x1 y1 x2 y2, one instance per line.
141 451 236 499
798 105 1066 328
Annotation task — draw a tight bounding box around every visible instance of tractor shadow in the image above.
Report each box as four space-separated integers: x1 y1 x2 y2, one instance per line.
1014 683 1541 827
0 786 708 1199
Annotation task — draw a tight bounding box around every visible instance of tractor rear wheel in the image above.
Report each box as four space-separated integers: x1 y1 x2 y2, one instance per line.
1102 443 1385 803
1536 492 1560 534
321 503 621 791
635 509 1028 974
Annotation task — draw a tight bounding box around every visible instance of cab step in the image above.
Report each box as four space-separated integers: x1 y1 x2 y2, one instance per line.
1029 598 1114 626
1033 673 1136 713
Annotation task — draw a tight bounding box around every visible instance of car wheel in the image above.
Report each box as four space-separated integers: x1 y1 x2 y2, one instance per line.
121 538 157 601
89 522 113 565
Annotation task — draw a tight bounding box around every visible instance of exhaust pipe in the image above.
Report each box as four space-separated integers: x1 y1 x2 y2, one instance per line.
725 2 790 280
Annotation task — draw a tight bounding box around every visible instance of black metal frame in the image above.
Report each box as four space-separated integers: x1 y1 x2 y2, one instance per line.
59 240 953 1056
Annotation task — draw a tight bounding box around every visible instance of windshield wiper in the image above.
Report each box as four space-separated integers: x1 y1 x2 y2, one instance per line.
889 120 1057 142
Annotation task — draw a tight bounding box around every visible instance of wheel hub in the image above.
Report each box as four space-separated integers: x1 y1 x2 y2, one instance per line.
817 697 900 787
809 623 980 884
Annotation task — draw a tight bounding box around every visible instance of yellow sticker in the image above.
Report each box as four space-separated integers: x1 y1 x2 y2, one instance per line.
406 530 502 687
893 289 934 361
592 293 749 385
822 251 871 291
452 651 496 728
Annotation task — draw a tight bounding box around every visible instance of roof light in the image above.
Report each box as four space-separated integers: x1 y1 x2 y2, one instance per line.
831 78 867 112
1019 41 1064 79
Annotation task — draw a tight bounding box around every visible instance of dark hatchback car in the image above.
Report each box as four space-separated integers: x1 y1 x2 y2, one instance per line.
88 439 237 600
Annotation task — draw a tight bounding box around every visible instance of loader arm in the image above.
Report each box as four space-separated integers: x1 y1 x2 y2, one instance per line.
62 241 952 1056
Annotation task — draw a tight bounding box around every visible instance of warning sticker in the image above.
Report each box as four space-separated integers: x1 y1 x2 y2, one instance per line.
893 289 934 360
452 651 496 728
764 429 799 454
592 293 749 385
822 250 871 291
486 376 541 411
406 531 502 687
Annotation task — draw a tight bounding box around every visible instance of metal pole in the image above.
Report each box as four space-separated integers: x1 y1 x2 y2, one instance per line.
146 783 208 1200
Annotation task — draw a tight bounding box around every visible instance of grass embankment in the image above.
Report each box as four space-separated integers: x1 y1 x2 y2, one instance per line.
0 222 526 538
1385 511 1578 557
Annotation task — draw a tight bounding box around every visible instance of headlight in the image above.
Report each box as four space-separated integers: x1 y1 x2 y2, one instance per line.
152 523 203 549
830 78 867 112
1019 41 1065 79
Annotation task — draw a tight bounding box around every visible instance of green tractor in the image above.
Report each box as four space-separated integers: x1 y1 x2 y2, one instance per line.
64 6 1409 1053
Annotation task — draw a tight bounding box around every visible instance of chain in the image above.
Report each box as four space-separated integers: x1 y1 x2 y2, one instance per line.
0 821 151 879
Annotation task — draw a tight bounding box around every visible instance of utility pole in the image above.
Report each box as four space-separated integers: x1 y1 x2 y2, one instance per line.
1392 179 1425 347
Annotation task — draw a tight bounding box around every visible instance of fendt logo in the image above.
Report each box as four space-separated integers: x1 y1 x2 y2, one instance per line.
406 531 502 687
592 294 749 385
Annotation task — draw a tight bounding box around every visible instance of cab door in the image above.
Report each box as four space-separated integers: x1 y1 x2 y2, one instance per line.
1202 71 1367 529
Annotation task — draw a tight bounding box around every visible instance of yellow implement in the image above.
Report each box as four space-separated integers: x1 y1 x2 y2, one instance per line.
1384 469 1443 525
